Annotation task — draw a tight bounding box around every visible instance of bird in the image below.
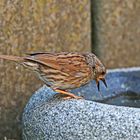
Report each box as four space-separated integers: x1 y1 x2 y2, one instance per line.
0 52 107 99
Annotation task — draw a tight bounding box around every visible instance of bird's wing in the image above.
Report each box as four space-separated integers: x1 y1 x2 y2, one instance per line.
23 52 92 78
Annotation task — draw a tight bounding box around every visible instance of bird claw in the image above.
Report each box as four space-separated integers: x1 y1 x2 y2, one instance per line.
63 95 83 100
54 89 83 99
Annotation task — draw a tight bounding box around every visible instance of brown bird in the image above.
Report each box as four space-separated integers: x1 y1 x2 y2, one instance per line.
0 52 107 99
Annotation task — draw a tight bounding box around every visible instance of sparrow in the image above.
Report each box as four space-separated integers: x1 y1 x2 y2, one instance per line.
0 52 107 99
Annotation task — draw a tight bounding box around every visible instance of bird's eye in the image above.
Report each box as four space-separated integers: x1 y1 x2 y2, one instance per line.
101 71 105 75
92 66 95 69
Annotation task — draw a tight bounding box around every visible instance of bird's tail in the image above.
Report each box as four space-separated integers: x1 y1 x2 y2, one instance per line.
0 54 24 62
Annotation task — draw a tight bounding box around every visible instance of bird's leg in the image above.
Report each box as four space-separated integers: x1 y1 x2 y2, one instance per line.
54 89 82 99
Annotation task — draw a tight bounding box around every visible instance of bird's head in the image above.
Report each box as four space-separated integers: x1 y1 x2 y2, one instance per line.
94 64 107 91
93 56 107 91
84 53 107 91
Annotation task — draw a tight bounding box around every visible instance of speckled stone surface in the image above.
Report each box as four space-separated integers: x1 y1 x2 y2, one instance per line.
91 0 140 68
22 68 140 140
0 1 91 139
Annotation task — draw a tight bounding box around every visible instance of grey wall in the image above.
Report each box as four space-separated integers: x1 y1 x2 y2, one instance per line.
91 0 140 68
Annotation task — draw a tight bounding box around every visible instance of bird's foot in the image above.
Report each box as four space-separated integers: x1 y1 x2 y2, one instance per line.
54 89 83 99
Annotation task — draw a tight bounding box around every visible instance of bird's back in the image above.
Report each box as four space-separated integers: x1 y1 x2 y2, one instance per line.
23 52 93 90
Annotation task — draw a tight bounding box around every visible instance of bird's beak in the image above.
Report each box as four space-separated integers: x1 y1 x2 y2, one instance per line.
101 78 107 88
96 78 107 91
96 79 100 91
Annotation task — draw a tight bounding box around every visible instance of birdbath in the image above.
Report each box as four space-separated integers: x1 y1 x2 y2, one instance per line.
22 67 140 140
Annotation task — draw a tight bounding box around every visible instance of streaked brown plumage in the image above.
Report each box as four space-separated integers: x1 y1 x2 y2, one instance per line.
0 52 107 99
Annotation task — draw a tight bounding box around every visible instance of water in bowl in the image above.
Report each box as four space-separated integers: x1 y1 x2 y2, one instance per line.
98 92 140 108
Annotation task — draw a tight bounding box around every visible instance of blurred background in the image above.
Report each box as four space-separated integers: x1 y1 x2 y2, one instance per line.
0 0 140 139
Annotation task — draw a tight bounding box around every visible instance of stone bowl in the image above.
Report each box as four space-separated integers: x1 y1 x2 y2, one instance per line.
22 67 140 140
